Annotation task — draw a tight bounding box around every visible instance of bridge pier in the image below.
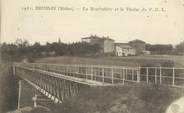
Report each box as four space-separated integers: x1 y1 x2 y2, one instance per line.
17 80 22 109
13 65 16 76
32 94 38 107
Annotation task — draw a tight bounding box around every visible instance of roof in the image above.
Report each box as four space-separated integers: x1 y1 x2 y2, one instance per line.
82 35 114 41
129 39 145 44
82 37 100 40
115 43 134 49
100 37 114 41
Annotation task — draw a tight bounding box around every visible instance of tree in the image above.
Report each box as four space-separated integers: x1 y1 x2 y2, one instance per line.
175 41 184 55
1 37 102 62
1 43 18 62
15 38 29 48
147 44 173 54
29 42 42 58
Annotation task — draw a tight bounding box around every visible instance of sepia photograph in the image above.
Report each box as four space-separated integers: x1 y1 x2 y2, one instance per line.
0 0 184 113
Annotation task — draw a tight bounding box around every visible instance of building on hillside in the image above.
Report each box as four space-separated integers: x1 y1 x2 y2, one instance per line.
103 38 115 53
82 35 115 54
115 43 136 56
82 36 100 44
143 50 151 55
129 39 146 55
82 36 149 56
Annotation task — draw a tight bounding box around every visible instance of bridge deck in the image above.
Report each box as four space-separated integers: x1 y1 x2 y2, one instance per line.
18 66 111 86
15 63 184 87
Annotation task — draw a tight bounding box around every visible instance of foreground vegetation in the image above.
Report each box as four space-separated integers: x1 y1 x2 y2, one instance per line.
0 64 18 113
55 85 184 113
16 83 184 113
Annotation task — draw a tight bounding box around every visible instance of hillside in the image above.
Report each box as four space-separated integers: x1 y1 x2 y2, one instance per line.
49 84 184 113
12 82 184 113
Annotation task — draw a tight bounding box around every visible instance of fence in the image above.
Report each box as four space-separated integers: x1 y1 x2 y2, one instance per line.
15 63 184 88
140 67 184 87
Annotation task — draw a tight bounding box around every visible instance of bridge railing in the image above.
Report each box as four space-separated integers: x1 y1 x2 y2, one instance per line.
139 67 184 87
15 63 140 85
15 63 184 87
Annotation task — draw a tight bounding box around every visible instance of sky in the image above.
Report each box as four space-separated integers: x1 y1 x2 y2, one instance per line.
1 0 184 45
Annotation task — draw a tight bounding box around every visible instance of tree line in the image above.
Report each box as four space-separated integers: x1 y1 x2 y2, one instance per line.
0 38 184 62
146 41 184 55
0 39 101 62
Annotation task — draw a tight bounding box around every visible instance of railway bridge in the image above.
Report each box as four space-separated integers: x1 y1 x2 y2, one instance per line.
13 63 184 108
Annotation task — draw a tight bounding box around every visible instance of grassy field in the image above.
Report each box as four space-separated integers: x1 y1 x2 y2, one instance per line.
36 55 184 67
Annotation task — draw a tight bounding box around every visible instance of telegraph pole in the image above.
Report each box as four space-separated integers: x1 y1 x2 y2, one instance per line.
0 0 2 64
17 80 22 109
0 34 2 64
0 35 2 64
